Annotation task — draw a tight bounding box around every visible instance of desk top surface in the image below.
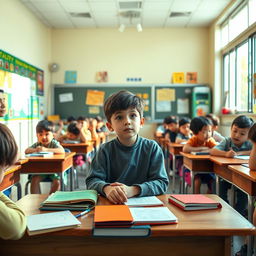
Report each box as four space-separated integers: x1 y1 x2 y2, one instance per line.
228 164 256 181
23 152 76 162
210 156 248 165
17 194 255 237
180 152 211 160
4 165 21 176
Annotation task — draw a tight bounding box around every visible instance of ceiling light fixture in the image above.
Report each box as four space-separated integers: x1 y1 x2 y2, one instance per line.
119 24 126 32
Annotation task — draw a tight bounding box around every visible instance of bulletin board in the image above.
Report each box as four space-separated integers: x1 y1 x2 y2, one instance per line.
54 85 152 120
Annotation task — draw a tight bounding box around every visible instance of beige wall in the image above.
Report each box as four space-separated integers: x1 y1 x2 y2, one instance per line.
51 28 210 85
1 0 51 95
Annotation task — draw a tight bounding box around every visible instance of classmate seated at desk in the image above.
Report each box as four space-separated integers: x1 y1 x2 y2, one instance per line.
183 116 217 193
164 116 179 143
205 113 224 143
77 116 92 141
210 115 253 217
25 120 65 194
235 122 256 256
95 116 108 143
0 123 26 240
58 122 90 143
175 117 192 179
86 90 169 204
175 117 192 144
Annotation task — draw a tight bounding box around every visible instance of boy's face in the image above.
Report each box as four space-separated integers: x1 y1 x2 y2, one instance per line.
106 107 144 145
0 93 6 117
179 123 190 136
167 122 178 132
66 132 78 140
196 125 212 142
37 130 54 147
230 125 250 147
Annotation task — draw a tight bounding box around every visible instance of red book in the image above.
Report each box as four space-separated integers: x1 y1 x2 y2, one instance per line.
169 194 222 211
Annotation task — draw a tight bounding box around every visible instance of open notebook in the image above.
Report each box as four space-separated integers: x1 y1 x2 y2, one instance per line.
27 210 81 236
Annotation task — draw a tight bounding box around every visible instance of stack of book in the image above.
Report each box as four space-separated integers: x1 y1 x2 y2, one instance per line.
169 194 222 211
93 196 178 237
40 190 98 211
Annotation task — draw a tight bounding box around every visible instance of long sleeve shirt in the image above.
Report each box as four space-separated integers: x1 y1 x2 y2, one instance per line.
86 136 169 197
0 192 26 240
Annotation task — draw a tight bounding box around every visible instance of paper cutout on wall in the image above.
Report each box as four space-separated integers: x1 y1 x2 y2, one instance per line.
86 90 105 106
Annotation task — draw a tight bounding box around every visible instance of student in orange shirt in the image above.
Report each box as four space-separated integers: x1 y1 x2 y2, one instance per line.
183 116 217 193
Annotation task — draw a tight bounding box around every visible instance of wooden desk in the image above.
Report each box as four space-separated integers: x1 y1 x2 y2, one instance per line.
180 152 213 193
61 142 94 155
228 165 256 221
0 165 22 199
21 152 76 191
168 143 184 193
210 156 248 202
0 194 254 256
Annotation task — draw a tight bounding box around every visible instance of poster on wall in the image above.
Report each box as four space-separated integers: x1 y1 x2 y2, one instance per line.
0 50 44 96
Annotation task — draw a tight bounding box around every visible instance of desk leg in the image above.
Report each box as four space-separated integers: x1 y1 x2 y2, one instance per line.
70 167 74 191
230 184 235 208
182 167 185 194
216 175 220 195
191 171 195 194
15 182 22 200
60 172 64 191
172 153 176 193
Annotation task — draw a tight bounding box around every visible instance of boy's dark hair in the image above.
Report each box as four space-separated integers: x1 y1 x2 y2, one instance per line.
248 123 256 142
205 113 220 126
179 117 190 127
67 116 76 123
77 116 86 122
0 89 4 93
190 116 212 135
164 116 177 125
231 115 254 129
104 90 144 122
36 120 54 133
67 122 80 136
0 123 18 167
95 116 103 122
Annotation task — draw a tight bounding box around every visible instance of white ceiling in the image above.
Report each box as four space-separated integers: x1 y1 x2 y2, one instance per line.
20 0 232 29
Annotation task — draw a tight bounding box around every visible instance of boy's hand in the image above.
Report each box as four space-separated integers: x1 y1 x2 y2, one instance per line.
199 147 210 152
103 184 127 204
110 182 141 198
36 146 46 152
225 150 237 158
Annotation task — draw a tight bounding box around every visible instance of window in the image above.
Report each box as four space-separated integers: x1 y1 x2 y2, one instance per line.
221 0 256 113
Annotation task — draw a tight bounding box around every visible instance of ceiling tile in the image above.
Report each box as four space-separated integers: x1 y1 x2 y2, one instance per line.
59 1 91 13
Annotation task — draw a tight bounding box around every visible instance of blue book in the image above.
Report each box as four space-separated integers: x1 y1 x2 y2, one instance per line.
191 151 209 155
92 225 151 237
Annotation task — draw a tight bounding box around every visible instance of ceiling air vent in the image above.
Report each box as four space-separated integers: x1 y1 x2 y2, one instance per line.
69 12 91 18
169 12 191 18
119 1 142 9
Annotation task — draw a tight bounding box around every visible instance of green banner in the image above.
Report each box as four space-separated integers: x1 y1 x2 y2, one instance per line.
0 49 44 95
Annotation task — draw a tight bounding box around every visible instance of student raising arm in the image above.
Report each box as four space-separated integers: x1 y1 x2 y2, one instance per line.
0 124 26 239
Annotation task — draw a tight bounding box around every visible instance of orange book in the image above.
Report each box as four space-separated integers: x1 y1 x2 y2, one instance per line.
94 205 133 226
169 194 222 211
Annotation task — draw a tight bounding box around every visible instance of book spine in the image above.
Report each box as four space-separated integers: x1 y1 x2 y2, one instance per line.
168 198 185 210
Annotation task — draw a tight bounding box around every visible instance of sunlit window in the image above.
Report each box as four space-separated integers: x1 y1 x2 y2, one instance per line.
221 1 255 113
229 6 247 41
236 42 249 111
249 0 256 26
